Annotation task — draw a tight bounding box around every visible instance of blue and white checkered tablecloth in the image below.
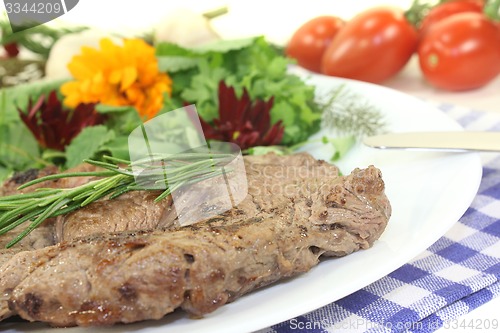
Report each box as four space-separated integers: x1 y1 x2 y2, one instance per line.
258 103 500 333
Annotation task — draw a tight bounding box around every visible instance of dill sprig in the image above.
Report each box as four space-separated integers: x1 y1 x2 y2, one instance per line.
0 152 234 248
320 84 386 137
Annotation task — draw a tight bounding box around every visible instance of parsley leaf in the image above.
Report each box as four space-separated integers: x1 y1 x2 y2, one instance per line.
158 36 323 146
65 125 115 168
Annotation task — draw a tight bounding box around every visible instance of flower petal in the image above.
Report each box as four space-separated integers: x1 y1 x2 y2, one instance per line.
202 80 282 149
61 37 172 119
121 67 138 91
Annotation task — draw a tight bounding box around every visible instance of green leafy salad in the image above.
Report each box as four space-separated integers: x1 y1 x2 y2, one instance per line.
0 36 384 184
0 35 386 246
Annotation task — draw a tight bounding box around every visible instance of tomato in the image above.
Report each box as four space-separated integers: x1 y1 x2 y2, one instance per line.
286 16 344 73
419 0 484 38
321 7 418 84
418 12 500 91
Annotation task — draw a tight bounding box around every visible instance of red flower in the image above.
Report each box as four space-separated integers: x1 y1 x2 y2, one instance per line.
18 90 104 151
199 81 284 150
3 42 19 58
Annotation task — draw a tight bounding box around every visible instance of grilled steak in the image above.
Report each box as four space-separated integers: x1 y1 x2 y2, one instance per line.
0 164 102 261
0 153 391 327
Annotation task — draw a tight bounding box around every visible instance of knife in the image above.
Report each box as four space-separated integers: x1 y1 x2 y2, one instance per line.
363 131 500 152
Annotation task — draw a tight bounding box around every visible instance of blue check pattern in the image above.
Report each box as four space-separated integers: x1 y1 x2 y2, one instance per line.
258 103 500 333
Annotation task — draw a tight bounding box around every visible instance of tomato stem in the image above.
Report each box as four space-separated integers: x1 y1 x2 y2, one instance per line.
484 0 500 21
405 0 434 28
406 0 489 27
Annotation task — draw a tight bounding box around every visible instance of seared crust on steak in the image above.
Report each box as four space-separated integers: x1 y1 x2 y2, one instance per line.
0 153 391 327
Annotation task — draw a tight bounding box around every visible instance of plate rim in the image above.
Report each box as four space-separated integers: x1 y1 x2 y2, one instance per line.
4 75 483 333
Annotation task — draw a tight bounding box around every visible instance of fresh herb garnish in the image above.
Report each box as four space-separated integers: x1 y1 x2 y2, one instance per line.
0 34 388 247
157 36 323 145
0 152 234 248
320 84 386 137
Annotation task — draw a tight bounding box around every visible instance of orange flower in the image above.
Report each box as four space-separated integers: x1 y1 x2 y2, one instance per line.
61 38 172 119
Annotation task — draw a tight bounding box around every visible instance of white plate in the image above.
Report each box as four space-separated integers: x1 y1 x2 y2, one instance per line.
3 75 482 333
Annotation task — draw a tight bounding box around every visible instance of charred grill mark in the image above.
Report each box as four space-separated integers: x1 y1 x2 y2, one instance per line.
103 238 148 251
20 293 43 317
315 223 345 232
209 227 221 235
11 169 40 184
124 240 148 250
309 246 321 255
345 185 370 206
298 225 308 237
237 275 248 285
247 217 263 224
7 300 15 312
80 301 97 312
96 259 116 274
76 300 114 325
107 240 122 248
183 224 201 232
326 190 348 208
3 288 13 299
206 217 225 224
227 216 264 230
208 268 226 283
184 254 195 263
118 283 137 301
237 275 257 286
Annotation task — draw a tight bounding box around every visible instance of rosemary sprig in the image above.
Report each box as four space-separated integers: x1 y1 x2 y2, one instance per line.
0 152 234 248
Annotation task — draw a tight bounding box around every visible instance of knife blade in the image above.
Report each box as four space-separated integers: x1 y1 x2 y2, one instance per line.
363 131 500 152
